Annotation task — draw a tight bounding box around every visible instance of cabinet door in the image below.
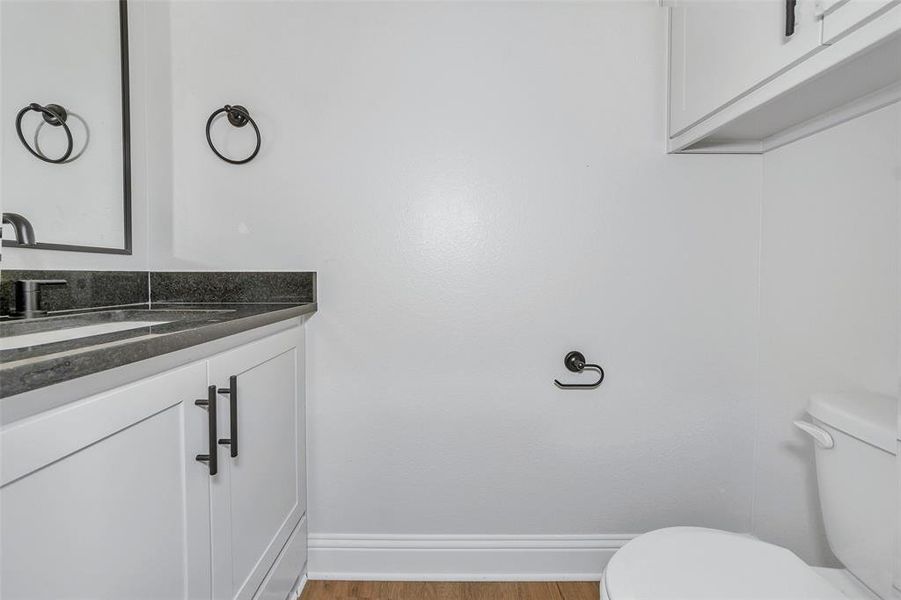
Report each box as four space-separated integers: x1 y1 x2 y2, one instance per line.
209 326 306 600
0 363 211 600
669 0 823 136
821 0 901 43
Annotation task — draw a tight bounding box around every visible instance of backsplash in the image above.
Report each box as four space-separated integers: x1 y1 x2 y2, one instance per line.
150 271 315 304
0 271 148 315
0 271 316 316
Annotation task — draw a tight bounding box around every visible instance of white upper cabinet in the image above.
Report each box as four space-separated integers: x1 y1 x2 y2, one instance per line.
669 0 823 136
821 0 900 42
667 0 901 153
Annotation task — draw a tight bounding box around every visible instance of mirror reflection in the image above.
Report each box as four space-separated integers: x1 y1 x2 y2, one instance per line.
1 0 130 254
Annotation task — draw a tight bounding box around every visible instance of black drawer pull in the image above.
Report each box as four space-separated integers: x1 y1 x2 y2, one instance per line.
195 385 218 476
217 375 238 458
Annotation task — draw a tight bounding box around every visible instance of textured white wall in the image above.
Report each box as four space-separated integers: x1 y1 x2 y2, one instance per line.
754 104 901 565
148 0 763 542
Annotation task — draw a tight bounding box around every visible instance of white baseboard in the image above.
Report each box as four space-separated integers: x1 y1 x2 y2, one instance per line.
290 573 307 599
307 534 636 581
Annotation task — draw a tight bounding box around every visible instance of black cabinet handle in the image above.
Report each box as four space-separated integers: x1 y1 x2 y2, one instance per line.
785 0 797 37
217 375 238 458
195 385 218 476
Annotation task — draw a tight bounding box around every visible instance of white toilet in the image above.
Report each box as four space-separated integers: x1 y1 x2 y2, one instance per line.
601 392 899 600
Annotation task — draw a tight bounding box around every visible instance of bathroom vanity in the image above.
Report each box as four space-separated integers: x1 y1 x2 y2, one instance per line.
0 271 316 600
1 3 317 595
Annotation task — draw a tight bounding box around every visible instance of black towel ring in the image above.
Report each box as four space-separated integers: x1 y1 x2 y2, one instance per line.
206 105 261 165
15 103 73 164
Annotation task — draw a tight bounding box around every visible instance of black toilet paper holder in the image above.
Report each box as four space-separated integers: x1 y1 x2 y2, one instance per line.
554 351 605 389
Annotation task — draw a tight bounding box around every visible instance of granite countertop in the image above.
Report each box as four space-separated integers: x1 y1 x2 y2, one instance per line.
0 302 316 399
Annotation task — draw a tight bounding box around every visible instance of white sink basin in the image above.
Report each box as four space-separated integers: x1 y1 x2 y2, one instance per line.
0 321 169 351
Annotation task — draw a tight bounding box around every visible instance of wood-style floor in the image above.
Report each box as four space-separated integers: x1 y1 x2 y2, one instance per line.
299 581 599 600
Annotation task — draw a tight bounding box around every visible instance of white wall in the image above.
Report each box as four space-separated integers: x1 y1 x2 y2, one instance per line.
147 0 763 574
754 104 901 565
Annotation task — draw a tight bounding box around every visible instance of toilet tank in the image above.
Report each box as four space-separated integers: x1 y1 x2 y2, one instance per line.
806 392 898 599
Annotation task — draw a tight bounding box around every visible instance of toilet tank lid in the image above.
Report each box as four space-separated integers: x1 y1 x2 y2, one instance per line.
808 392 898 454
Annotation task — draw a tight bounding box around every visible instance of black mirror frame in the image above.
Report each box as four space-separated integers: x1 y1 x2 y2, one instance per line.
3 0 132 255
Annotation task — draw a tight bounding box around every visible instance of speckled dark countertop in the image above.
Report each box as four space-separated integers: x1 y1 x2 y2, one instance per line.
0 302 316 398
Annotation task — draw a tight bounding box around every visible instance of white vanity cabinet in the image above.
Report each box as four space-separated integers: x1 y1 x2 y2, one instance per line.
668 0 822 136
209 328 307 600
0 362 213 600
0 322 307 600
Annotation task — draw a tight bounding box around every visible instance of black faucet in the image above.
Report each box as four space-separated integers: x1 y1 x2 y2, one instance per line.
2 213 36 246
10 280 68 319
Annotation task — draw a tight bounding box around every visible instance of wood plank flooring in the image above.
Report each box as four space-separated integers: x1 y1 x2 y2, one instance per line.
299 581 600 600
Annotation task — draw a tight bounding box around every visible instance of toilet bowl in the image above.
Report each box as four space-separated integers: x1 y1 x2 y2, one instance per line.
601 392 899 600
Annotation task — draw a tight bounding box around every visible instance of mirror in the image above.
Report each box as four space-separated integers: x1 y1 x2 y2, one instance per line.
1 0 131 254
